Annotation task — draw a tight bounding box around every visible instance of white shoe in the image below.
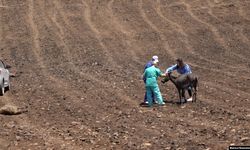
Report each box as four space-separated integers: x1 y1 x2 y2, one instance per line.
153 101 158 104
187 97 193 102
159 102 165 105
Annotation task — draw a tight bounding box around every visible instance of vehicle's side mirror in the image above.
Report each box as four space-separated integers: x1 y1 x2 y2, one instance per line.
5 64 11 69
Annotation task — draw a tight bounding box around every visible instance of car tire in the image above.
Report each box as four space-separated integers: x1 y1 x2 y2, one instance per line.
5 82 10 91
0 81 4 96
5 85 10 92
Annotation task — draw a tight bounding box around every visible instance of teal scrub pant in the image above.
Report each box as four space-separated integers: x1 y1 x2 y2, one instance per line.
146 86 164 106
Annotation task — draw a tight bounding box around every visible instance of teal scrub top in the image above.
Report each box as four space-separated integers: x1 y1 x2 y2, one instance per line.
143 66 162 87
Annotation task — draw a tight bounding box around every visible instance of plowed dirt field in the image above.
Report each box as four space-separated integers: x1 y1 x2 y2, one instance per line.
0 0 250 149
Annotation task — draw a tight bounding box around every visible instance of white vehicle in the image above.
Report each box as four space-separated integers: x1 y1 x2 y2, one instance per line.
0 60 11 96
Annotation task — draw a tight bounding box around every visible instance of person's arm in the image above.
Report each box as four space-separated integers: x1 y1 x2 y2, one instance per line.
156 68 166 77
185 64 192 74
165 64 177 74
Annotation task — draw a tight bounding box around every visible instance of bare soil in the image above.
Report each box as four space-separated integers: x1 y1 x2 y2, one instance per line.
0 0 250 149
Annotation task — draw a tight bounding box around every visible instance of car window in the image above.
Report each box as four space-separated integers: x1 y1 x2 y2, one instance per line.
0 61 4 68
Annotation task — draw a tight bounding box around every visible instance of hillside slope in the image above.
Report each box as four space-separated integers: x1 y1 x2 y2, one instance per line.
0 0 250 149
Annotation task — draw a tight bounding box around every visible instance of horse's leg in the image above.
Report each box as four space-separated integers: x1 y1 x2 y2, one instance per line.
194 78 198 102
190 87 194 103
182 89 187 103
188 87 192 98
178 90 182 104
193 87 197 102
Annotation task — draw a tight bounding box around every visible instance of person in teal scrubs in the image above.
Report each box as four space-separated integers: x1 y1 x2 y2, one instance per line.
142 60 166 107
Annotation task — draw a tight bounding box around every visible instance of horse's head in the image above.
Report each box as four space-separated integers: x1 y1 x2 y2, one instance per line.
167 72 172 76
168 72 177 79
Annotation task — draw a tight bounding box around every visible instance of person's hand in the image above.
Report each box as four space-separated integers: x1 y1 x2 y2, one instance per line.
161 73 166 77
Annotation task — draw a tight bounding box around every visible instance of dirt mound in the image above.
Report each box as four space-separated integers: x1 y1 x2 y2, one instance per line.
0 104 27 115
0 0 250 149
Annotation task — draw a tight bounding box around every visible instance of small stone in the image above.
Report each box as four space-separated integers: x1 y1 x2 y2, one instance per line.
71 121 80 126
241 137 249 142
5 122 16 128
16 136 21 141
142 142 151 146
157 113 162 118
64 136 73 140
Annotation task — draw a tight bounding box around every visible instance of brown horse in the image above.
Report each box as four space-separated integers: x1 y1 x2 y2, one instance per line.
167 72 198 104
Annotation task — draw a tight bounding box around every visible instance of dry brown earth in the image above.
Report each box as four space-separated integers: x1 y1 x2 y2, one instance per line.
0 0 250 149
